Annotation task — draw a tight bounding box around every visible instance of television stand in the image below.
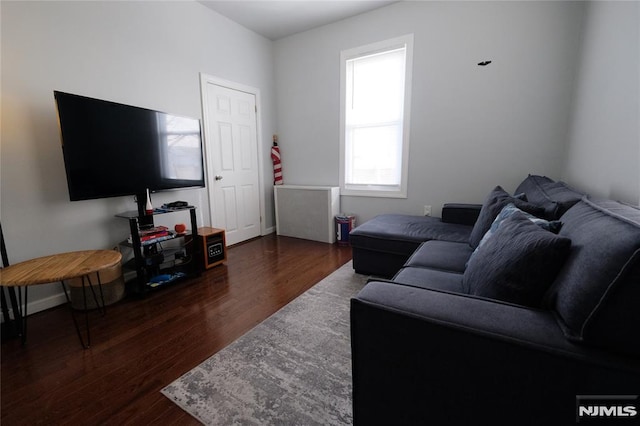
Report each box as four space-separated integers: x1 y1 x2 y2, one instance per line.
115 206 200 294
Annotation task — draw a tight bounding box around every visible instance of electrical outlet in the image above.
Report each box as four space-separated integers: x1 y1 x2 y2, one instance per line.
424 205 431 216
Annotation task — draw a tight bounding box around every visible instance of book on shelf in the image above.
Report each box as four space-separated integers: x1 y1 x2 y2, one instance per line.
139 225 169 237
140 231 170 242
128 231 175 245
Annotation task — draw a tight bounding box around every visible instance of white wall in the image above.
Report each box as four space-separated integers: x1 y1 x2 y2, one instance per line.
563 1 640 205
274 1 585 222
1 1 276 312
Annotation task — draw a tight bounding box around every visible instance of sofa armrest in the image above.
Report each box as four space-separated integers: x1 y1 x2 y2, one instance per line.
441 203 482 225
351 281 640 425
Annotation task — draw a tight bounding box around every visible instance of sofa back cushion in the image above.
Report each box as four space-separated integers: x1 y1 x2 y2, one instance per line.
545 198 640 356
515 175 583 220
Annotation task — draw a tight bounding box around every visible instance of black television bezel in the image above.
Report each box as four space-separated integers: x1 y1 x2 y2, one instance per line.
54 90 206 203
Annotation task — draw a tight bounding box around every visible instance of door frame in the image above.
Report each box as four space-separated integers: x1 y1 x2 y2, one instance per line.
199 72 267 241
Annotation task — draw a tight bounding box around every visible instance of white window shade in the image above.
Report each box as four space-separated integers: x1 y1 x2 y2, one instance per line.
340 35 413 197
348 124 402 186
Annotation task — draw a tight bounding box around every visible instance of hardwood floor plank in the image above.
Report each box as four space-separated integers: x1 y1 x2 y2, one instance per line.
1 235 352 424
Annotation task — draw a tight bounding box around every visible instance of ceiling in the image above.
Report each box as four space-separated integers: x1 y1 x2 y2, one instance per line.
198 1 400 40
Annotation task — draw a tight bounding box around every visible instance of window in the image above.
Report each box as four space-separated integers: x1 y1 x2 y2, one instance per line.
157 114 203 181
340 34 413 198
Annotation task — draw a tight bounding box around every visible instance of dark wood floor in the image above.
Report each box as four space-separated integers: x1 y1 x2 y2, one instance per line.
1 234 352 425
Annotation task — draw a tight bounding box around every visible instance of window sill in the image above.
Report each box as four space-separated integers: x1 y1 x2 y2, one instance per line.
341 187 407 199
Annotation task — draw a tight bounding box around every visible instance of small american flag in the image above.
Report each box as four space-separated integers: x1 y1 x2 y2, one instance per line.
271 135 283 185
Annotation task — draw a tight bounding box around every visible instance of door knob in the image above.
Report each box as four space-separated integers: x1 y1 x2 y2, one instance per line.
215 175 223 181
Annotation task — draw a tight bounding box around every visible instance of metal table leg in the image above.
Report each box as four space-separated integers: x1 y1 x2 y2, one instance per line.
59 272 108 349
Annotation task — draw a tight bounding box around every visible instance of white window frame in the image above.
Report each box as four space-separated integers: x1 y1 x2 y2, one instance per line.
339 34 413 198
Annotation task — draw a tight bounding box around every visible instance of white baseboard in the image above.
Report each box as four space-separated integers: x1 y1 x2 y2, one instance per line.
1 290 67 321
28 292 68 314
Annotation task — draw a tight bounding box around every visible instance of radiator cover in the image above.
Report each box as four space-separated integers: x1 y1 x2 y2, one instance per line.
274 185 340 243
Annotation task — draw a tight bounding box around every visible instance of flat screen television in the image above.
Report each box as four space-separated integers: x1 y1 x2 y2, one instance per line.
54 91 205 206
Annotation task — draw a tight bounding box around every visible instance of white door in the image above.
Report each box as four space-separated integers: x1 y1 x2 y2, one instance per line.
201 80 261 246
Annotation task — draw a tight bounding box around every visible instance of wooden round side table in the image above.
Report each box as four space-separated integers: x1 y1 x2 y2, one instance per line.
0 250 122 348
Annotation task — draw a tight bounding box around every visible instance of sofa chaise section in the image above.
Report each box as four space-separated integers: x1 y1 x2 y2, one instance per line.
349 210 477 277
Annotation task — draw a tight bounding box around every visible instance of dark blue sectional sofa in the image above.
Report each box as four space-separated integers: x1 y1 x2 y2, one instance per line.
349 175 640 425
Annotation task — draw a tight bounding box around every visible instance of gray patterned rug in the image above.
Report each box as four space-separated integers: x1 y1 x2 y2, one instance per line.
161 260 368 425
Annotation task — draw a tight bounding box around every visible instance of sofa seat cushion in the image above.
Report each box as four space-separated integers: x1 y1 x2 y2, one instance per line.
405 241 473 273
350 214 472 256
392 267 464 293
469 186 546 249
545 198 640 356
515 174 583 220
464 212 572 308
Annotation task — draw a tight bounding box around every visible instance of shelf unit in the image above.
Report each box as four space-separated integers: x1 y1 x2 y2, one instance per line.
115 207 200 293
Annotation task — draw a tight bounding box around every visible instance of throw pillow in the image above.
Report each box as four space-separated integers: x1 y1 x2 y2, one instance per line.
463 212 572 307
477 203 562 248
514 174 555 196
513 174 558 219
513 175 583 220
468 186 546 249
466 203 563 266
541 181 584 218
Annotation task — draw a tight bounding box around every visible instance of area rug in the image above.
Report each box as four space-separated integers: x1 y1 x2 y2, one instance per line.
161 260 368 425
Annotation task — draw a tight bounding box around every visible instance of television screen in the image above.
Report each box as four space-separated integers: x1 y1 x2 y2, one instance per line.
54 91 205 201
